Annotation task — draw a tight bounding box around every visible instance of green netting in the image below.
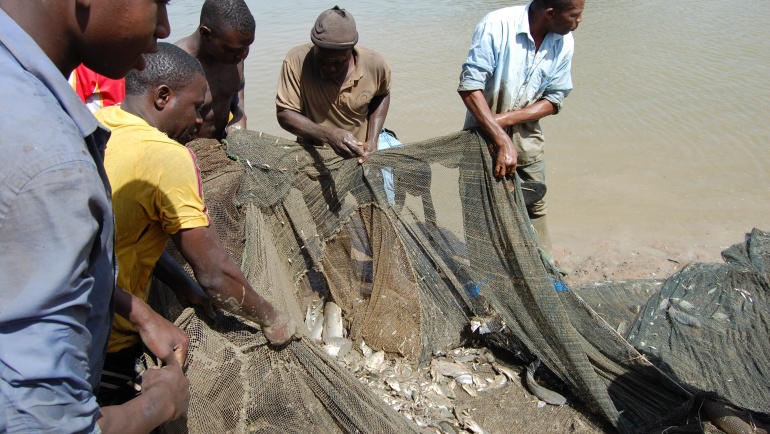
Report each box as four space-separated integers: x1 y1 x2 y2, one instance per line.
147 129 768 434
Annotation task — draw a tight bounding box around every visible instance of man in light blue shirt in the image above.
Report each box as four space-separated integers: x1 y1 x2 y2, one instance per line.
0 1 189 432
458 0 584 258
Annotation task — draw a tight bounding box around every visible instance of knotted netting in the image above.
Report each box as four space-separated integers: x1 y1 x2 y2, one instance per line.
147 129 767 434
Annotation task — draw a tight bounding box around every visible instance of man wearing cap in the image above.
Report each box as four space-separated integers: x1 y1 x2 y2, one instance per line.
276 6 391 162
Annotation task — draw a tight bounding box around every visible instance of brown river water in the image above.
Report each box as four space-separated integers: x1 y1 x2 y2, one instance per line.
166 0 770 276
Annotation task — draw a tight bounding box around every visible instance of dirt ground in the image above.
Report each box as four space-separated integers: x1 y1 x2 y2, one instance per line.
553 237 726 286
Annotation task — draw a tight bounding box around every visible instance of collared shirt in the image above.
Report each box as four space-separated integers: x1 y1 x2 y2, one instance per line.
0 8 114 434
276 43 391 144
97 106 210 353
458 3 574 164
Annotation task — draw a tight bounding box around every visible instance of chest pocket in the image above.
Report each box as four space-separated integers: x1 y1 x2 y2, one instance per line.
349 88 375 115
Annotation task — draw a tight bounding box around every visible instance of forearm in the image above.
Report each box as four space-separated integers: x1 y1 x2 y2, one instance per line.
276 108 333 144
494 99 556 128
459 89 511 148
207 259 281 327
98 393 175 434
113 285 155 328
173 227 279 327
365 93 390 145
228 89 247 128
153 250 208 305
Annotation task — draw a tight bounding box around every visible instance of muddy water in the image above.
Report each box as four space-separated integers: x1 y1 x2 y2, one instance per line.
166 0 770 264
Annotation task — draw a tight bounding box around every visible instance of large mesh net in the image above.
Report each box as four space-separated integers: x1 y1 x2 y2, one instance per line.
148 129 768 434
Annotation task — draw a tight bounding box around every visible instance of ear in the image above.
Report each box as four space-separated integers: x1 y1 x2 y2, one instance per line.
544 8 557 20
154 85 172 109
199 25 213 40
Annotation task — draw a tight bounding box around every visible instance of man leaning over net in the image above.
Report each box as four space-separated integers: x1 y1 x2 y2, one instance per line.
95 42 299 406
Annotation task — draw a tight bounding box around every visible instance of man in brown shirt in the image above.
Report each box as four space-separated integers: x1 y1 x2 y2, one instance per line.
276 6 391 163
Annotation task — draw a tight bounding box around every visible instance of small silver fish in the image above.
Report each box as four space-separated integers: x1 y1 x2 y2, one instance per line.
525 360 566 405
492 363 519 381
462 417 490 434
667 306 703 328
478 374 506 392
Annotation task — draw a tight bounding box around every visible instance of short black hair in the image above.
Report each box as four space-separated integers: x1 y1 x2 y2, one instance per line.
200 0 256 36
531 0 577 12
125 42 205 96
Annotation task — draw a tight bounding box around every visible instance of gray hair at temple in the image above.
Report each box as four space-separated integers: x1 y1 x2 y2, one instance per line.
125 43 205 96
200 0 256 36
531 0 578 12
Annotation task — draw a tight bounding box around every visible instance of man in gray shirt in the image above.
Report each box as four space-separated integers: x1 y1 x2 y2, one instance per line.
0 1 189 432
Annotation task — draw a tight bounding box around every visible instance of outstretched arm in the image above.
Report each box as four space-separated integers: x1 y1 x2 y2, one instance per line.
359 92 391 163
277 107 365 159
170 225 297 345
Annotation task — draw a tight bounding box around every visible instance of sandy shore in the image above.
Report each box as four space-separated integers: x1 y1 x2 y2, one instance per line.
552 235 729 286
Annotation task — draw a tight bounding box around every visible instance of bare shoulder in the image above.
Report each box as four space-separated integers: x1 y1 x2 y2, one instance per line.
174 34 197 56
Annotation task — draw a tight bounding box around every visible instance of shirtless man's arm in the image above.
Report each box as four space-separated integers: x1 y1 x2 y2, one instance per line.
225 61 247 135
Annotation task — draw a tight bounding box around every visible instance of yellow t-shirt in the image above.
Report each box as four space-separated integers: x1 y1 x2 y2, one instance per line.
96 106 210 353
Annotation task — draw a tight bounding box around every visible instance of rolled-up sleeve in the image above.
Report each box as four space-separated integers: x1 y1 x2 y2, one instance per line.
541 48 574 113
458 15 500 92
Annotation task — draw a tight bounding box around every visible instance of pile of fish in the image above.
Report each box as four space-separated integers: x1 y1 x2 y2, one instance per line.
305 301 567 434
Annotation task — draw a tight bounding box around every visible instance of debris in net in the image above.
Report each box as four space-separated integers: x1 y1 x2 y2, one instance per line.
492 363 519 381
461 415 491 434
305 300 325 344
469 314 506 335
323 301 345 342
525 359 567 405
323 337 352 358
477 374 506 392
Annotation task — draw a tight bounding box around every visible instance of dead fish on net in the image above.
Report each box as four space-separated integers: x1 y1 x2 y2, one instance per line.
305 301 324 344
436 420 459 434
431 359 471 378
462 416 491 434
702 399 763 434
667 306 703 328
469 315 506 335
525 359 566 405
477 374 506 392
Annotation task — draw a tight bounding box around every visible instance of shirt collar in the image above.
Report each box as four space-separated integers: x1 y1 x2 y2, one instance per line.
339 47 363 90
0 8 102 140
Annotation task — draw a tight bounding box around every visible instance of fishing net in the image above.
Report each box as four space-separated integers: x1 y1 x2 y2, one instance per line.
147 129 768 434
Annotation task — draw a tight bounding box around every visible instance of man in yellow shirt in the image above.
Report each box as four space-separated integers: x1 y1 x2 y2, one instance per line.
96 42 297 405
